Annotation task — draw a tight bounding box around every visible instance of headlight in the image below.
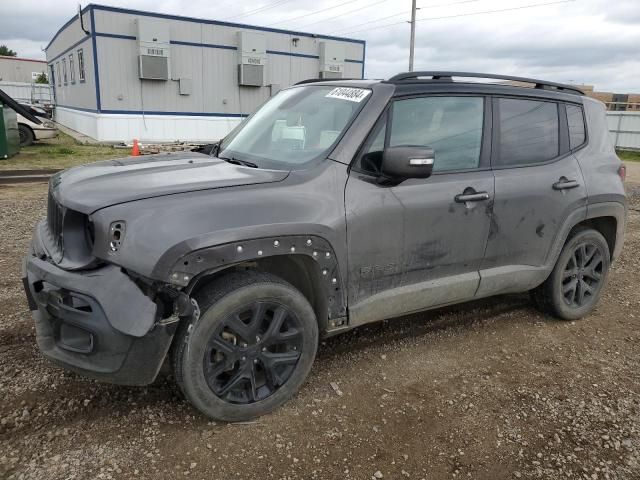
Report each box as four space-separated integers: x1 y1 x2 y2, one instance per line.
42 121 55 128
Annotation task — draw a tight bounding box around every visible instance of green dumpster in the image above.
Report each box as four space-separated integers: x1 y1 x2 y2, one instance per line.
0 102 20 159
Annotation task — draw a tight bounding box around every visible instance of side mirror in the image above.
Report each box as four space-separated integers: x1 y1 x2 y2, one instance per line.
381 146 435 180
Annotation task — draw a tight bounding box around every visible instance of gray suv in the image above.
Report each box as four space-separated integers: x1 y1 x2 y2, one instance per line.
23 72 627 421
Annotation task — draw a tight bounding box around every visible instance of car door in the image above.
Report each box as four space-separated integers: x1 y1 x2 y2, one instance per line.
477 97 588 297
345 94 495 326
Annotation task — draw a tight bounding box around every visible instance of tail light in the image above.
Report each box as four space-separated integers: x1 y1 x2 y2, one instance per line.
618 164 626 182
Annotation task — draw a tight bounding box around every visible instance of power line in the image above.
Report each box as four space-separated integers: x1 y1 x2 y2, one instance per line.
330 0 486 35
336 0 575 35
297 0 392 29
267 0 362 27
225 0 294 21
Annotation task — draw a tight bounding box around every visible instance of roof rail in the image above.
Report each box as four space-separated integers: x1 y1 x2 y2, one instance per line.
386 71 585 96
294 78 359 85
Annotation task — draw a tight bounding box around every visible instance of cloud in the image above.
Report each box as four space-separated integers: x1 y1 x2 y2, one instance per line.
0 0 638 92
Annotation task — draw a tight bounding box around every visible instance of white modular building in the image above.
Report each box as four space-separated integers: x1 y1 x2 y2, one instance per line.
45 4 366 143
0 56 47 83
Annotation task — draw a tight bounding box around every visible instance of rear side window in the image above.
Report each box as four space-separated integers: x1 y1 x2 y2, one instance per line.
566 104 586 150
496 98 559 167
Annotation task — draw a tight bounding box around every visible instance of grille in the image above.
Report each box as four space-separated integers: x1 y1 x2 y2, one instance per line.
47 188 64 253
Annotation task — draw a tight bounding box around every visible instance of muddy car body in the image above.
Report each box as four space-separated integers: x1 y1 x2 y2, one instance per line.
23 72 627 420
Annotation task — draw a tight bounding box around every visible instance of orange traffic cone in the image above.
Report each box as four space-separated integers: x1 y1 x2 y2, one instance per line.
131 139 141 156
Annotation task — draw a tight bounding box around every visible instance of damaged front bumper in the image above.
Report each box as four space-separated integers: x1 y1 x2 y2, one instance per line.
22 251 178 386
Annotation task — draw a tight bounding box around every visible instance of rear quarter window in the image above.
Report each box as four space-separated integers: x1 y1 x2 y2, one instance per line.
496 98 559 167
566 104 586 150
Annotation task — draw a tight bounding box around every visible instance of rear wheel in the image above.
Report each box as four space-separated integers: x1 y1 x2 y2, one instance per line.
18 124 35 147
173 271 318 421
531 228 610 320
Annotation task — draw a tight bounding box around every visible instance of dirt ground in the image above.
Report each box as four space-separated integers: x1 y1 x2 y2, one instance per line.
1 164 639 480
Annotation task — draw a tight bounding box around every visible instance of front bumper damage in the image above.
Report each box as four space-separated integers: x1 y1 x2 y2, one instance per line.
22 251 178 386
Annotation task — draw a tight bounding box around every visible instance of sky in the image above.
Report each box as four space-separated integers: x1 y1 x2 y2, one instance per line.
0 0 638 93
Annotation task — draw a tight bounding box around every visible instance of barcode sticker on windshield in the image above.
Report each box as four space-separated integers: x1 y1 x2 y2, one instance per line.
325 87 371 103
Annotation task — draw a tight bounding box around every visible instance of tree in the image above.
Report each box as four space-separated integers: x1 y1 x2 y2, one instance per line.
0 45 17 57
34 72 48 84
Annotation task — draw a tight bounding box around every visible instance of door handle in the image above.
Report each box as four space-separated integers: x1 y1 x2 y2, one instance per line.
454 191 490 203
552 178 580 190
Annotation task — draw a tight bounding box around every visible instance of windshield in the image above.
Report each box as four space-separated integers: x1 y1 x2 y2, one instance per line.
218 85 371 169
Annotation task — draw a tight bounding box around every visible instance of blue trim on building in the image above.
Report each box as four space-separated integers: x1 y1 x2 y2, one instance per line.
91 4 365 45
47 36 91 64
47 4 365 53
267 50 317 59
90 7 102 111
96 32 136 40
101 110 249 117
170 40 237 50
93 34 364 63
45 5 91 51
57 104 249 117
56 105 100 113
361 42 366 78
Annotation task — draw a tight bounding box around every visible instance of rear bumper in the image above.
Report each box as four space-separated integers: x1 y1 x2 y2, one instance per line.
32 128 57 140
22 253 177 386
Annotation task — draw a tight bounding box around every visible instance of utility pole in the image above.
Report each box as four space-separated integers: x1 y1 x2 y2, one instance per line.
409 0 417 71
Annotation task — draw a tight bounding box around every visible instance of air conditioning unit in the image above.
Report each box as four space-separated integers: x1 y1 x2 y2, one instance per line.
319 42 345 79
237 31 266 87
136 18 170 80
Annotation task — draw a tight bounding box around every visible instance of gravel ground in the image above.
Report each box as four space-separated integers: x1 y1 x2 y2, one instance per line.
1 164 639 480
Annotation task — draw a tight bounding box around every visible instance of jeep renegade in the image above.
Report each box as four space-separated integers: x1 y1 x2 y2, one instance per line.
23 72 627 421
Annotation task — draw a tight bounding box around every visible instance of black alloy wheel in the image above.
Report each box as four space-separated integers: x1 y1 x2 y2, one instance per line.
561 242 604 308
203 301 303 404
173 271 318 421
531 228 610 320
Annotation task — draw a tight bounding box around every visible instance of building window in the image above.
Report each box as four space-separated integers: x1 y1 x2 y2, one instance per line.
69 53 75 84
566 104 586 150
56 62 61 87
62 58 68 85
77 49 85 82
496 98 559 167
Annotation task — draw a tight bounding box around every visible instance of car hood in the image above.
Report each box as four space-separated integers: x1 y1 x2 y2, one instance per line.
51 152 290 214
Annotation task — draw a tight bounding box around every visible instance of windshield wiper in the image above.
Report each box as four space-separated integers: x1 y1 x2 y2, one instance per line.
218 156 258 168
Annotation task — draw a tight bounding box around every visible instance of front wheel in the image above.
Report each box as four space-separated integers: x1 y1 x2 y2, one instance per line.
173 271 318 421
531 228 610 320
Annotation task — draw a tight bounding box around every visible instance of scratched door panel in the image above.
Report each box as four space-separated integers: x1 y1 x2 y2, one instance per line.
395 170 495 285
345 170 494 326
482 157 587 270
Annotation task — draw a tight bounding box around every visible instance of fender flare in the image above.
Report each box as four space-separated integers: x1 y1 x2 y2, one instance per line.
544 200 626 271
165 235 347 323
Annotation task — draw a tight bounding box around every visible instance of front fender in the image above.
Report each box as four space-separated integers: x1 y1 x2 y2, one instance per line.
166 235 347 321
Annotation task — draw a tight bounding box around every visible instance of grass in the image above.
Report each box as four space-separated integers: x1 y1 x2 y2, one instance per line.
0 132 124 170
617 149 640 162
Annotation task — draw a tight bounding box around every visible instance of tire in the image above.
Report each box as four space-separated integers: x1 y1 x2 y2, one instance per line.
173 271 318 421
18 124 35 147
531 228 610 320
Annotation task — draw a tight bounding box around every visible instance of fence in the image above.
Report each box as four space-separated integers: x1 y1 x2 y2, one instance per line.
606 111 640 150
0 81 54 105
